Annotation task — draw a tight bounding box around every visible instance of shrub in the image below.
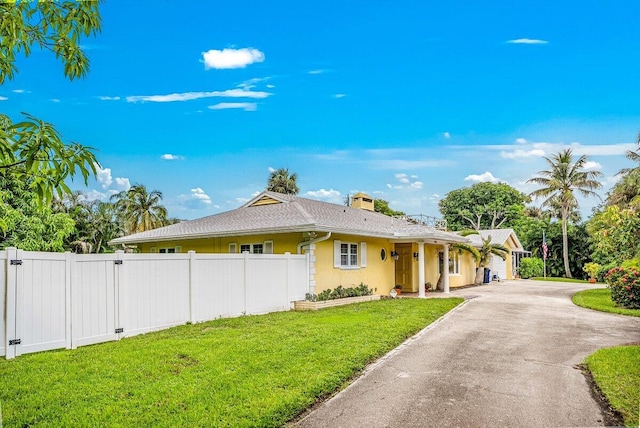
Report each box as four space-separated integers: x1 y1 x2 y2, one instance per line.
519 257 544 278
605 267 640 309
583 262 601 279
312 283 374 301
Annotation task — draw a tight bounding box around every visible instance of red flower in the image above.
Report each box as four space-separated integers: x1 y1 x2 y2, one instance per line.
626 285 631 291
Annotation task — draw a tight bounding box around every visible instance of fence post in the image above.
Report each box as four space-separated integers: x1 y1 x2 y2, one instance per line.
188 251 196 323
284 252 290 306
243 251 249 314
5 247 18 359
114 250 124 339
65 251 72 350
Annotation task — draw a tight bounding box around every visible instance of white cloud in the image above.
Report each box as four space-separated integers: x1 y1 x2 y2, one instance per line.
443 132 450 139
583 160 602 170
500 149 545 159
334 93 346 98
0 96 7 101
464 171 501 183
202 48 265 70
237 77 271 91
50 98 61 103
515 138 527 144
114 177 131 191
85 189 107 201
12 89 27 93
388 173 423 190
208 102 257 111
98 96 121 101
266 84 275 89
307 188 341 199
95 164 113 189
268 166 276 173
178 187 213 209
308 69 326 75
126 89 271 103
161 154 184 160
507 38 548 45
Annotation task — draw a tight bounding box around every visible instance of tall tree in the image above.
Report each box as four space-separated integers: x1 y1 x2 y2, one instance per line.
0 1 102 205
608 132 640 209
112 185 168 235
527 149 602 278
267 168 299 195
438 182 529 231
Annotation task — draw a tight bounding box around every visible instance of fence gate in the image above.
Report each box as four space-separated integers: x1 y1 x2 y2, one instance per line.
4 248 71 359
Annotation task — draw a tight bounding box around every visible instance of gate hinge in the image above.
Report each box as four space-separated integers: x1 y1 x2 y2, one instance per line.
9 339 21 345
114 260 123 265
115 328 124 334
10 259 23 265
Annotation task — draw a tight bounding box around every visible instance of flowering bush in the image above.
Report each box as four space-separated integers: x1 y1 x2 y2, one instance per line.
605 267 640 309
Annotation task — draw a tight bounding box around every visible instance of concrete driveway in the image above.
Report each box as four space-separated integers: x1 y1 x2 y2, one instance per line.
293 280 640 428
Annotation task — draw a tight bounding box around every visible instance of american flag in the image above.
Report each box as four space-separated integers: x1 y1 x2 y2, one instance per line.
542 232 548 260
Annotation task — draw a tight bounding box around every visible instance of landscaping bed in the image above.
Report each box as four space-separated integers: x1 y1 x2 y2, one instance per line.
294 294 380 310
572 288 640 317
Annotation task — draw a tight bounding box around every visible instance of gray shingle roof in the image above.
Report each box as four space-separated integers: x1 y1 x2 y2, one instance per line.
465 229 524 251
109 191 469 245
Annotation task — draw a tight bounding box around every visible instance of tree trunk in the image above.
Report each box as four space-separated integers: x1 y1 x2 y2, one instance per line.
475 266 484 285
561 209 572 278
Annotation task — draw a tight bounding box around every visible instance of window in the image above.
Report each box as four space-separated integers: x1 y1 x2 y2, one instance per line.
439 251 460 275
159 248 176 254
333 240 365 268
239 242 273 254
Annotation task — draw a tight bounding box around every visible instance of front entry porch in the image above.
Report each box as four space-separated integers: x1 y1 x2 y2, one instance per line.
393 241 450 297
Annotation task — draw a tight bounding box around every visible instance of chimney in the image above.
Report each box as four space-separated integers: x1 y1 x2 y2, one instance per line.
351 192 374 211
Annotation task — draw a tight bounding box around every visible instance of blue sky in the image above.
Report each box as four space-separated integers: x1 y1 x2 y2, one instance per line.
2 1 639 220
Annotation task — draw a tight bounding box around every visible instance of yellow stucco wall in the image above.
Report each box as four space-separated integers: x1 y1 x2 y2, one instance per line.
313 234 396 295
137 233 304 254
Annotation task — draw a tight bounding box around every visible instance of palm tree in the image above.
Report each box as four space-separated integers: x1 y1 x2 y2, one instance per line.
609 131 640 209
267 168 299 195
527 149 603 278
111 184 168 235
453 230 509 285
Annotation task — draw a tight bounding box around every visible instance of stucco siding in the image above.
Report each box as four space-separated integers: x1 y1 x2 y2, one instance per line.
313 234 395 295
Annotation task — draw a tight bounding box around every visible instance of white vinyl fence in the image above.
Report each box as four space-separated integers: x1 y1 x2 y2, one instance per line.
2 248 309 359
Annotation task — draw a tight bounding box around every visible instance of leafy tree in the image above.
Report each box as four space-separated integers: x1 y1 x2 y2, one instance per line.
0 1 102 206
374 199 405 216
111 184 168 235
0 171 74 251
527 149 602 278
55 192 122 253
608 133 640 209
267 168 299 194
438 182 529 231
588 205 640 266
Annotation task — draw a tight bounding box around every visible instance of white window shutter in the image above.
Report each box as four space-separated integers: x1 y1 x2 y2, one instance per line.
264 240 274 254
229 243 237 253
333 240 341 268
360 242 367 267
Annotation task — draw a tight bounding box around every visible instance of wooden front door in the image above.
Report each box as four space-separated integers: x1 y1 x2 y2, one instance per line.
394 243 413 291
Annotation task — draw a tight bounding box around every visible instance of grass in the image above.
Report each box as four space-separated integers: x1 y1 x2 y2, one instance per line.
0 298 462 427
584 346 640 427
531 276 590 283
572 288 640 317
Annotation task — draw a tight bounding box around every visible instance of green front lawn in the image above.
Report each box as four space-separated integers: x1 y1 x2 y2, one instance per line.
585 346 640 427
573 288 640 317
0 298 462 427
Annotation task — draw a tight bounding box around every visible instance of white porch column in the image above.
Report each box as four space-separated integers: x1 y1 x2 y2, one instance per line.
442 244 450 294
418 241 426 298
